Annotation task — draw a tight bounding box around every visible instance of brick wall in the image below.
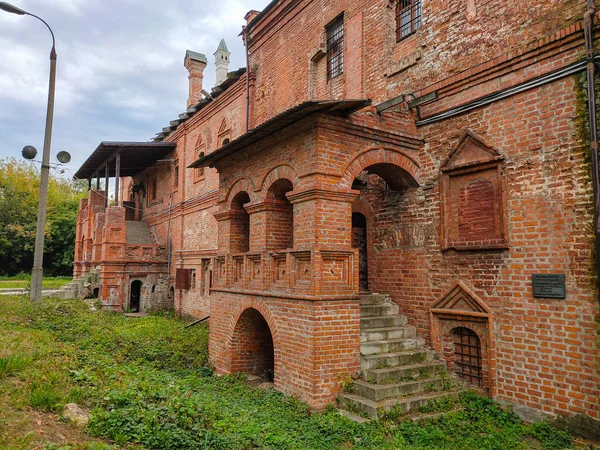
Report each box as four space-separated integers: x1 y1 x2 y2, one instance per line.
72 0 600 423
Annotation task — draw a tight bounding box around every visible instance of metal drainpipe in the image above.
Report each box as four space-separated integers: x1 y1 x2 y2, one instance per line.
584 0 600 291
166 191 174 287
243 25 250 133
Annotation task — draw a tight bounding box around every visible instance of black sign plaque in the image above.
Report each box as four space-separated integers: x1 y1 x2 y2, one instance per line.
531 274 566 299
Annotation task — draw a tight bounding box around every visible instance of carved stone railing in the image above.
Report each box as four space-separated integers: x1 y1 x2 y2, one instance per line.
210 248 359 298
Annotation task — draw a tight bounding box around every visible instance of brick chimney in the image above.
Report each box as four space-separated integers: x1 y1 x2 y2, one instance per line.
184 50 207 107
245 10 260 25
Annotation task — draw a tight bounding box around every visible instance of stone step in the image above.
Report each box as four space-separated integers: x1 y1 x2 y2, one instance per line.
405 407 464 424
360 303 399 317
337 409 370 424
359 294 392 305
337 390 461 420
361 325 416 342
361 337 426 356
41 290 61 298
126 221 153 245
360 349 433 371
364 361 447 384
354 377 448 402
360 315 408 329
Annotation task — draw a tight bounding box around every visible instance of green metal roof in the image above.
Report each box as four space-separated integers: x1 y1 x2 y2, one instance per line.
185 50 207 64
216 39 229 53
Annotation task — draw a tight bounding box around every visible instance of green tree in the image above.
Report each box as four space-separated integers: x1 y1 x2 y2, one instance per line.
0 158 86 276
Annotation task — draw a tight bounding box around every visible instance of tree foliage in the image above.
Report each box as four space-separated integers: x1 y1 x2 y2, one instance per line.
0 158 86 276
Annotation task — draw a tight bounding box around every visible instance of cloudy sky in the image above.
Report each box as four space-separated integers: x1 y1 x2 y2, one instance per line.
0 0 271 178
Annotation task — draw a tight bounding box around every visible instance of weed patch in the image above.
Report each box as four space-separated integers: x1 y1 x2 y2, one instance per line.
0 296 580 449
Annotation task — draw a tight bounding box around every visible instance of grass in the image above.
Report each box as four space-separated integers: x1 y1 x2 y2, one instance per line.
0 276 73 290
0 295 581 449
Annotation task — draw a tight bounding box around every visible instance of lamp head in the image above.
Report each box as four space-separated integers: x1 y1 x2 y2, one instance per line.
22 145 37 160
0 2 27 15
56 151 71 164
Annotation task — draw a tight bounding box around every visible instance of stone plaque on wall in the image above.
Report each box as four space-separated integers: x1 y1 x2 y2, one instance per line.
532 274 566 299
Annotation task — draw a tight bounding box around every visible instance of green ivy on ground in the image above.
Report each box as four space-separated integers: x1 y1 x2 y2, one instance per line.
0 296 577 449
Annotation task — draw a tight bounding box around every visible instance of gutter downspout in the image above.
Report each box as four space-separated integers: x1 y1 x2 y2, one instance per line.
584 0 600 291
242 25 250 133
166 191 174 287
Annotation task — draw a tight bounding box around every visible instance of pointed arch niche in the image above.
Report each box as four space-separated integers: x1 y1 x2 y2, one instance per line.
440 130 508 251
195 134 207 181
218 118 232 147
430 281 496 396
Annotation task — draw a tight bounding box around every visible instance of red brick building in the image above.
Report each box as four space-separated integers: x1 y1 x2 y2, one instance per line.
73 0 600 433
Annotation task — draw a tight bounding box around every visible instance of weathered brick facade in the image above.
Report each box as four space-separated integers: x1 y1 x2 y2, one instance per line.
74 0 600 430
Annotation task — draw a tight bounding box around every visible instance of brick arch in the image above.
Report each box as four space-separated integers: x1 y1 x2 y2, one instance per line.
228 298 280 347
352 198 374 218
227 300 281 379
222 177 256 204
257 164 300 196
340 147 421 189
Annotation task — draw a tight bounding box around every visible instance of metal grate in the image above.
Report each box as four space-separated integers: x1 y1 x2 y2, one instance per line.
396 0 422 42
327 14 344 80
453 327 483 387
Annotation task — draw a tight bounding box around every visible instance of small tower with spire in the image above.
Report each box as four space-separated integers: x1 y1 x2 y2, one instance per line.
214 39 230 86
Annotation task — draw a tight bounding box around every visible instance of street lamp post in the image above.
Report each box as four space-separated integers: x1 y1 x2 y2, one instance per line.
0 2 57 302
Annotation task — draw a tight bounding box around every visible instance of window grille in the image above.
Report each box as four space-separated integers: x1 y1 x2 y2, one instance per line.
452 327 483 387
396 0 421 42
326 14 344 80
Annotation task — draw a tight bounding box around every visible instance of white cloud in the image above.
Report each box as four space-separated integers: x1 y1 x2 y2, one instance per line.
0 0 271 170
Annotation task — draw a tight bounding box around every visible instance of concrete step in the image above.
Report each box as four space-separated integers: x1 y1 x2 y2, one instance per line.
359 294 392 306
354 377 449 402
360 349 433 371
361 337 426 356
361 325 416 342
405 407 464 424
337 390 461 420
126 221 153 245
337 409 370 424
360 303 399 317
360 315 408 330
41 290 61 298
364 361 447 384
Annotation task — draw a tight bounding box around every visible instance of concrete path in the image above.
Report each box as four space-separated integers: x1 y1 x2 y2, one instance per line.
0 288 61 296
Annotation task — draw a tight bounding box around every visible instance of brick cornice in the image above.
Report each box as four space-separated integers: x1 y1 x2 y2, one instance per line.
213 209 248 221
245 199 292 214
286 188 359 204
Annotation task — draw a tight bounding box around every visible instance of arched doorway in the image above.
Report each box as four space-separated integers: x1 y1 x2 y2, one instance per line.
352 212 368 292
130 280 142 312
231 308 275 382
350 162 419 294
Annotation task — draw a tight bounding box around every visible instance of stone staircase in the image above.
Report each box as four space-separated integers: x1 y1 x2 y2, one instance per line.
126 220 154 245
57 266 100 300
338 294 460 420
